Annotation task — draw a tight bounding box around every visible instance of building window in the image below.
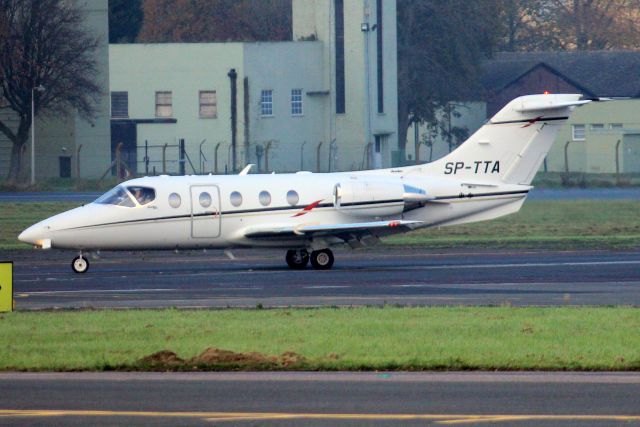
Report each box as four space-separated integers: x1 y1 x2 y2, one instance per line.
572 124 585 141
155 91 172 117
376 0 384 114
335 0 345 114
291 89 303 116
590 123 604 131
111 92 128 118
199 91 217 118
260 90 273 116
610 123 623 129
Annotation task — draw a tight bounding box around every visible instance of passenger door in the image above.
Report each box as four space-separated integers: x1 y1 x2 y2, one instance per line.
190 185 221 238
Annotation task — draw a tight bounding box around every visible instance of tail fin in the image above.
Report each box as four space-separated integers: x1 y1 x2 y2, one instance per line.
422 94 590 185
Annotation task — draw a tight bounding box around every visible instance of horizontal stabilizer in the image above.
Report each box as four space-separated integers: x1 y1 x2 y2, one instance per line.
515 99 591 113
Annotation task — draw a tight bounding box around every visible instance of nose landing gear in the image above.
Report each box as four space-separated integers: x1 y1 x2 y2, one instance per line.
71 252 89 273
286 248 334 270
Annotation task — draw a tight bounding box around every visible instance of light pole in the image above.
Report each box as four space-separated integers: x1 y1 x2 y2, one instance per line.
30 85 45 185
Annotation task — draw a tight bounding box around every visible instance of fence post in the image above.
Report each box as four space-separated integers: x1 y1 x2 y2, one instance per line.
362 142 372 170
564 140 571 173
115 142 123 181
144 140 149 175
75 144 83 190
316 141 323 172
300 141 307 171
199 139 207 174
264 140 273 172
214 142 221 174
328 139 337 172
162 143 168 174
179 138 185 175
615 139 622 183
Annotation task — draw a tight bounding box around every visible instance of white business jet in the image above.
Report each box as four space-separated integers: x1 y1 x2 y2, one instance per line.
19 94 589 273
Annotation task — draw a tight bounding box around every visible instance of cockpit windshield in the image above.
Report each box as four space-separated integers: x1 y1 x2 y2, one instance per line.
95 186 136 207
127 186 156 205
95 185 156 207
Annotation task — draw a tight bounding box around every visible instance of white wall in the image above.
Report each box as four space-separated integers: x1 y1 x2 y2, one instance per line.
109 43 245 174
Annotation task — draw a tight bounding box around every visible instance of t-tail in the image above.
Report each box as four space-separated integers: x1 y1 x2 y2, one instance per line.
424 94 590 185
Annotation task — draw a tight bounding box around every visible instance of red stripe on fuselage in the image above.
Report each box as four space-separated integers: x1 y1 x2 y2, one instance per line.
292 199 324 217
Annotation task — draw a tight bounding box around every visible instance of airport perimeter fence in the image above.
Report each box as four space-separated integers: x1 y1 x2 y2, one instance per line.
115 138 386 178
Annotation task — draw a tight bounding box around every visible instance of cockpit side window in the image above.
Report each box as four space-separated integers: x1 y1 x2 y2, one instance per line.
95 186 136 207
127 186 156 205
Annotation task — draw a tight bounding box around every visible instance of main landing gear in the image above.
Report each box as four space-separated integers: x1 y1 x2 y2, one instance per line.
71 252 89 273
286 248 334 270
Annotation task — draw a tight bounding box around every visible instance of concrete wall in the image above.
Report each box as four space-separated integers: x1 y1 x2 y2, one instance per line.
292 0 399 170
243 42 326 172
109 43 244 174
548 100 640 173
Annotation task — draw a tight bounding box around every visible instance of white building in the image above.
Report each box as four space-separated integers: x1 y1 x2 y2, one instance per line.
108 0 399 175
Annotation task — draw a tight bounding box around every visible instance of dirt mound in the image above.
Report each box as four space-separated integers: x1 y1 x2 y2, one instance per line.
137 348 307 370
138 350 185 367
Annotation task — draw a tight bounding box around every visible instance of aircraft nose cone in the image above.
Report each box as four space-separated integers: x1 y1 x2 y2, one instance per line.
18 223 49 246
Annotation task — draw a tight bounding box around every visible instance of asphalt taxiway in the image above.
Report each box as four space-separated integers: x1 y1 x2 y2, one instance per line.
5 248 640 309
0 372 639 426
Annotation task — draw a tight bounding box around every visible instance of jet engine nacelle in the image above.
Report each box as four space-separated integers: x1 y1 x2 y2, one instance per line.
333 180 406 217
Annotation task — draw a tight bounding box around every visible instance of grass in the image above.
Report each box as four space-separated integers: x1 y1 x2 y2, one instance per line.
386 200 640 249
2 200 639 250
0 202 79 249
0 307 639 371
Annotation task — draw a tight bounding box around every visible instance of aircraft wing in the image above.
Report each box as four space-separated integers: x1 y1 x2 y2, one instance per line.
243 220 423 242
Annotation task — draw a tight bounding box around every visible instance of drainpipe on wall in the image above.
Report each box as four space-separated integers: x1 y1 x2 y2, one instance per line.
228 68 238 172
243 77 250 166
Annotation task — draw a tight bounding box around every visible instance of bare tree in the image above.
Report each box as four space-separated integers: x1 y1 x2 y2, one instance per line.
137 0 291 43
0 0 101 184
496 0 640 51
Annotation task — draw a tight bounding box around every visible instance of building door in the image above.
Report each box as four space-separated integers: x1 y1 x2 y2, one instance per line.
110 121 137 176
59 156 71 178
623 134 640 173
190 185 221 238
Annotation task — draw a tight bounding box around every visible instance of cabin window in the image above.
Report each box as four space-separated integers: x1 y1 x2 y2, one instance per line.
168 193 181 208
259 190 271 206
286 190 299 206
230 191 243 207
127 186 156 205
95 186 135 208
572 124 585 141
199 192 212 208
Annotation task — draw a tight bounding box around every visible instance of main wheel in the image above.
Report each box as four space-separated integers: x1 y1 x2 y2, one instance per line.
71 256 89 274
310 249 334 270
286 249 309 269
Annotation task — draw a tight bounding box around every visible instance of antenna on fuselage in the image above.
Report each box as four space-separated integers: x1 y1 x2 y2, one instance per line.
239 164 255 176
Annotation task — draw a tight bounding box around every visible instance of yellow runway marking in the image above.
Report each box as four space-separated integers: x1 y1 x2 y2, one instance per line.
0 410 639 423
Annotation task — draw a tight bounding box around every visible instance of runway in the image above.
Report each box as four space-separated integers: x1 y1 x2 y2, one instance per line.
0 372 639 426
6 248 640 309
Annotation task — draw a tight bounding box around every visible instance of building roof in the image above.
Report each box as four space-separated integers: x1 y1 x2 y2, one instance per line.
482 51 640 98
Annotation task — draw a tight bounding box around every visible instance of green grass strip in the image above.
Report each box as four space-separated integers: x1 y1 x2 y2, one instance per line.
1 307 639 371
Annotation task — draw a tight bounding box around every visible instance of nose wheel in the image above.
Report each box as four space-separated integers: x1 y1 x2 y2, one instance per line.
310 249 334 270
71 254 89 273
